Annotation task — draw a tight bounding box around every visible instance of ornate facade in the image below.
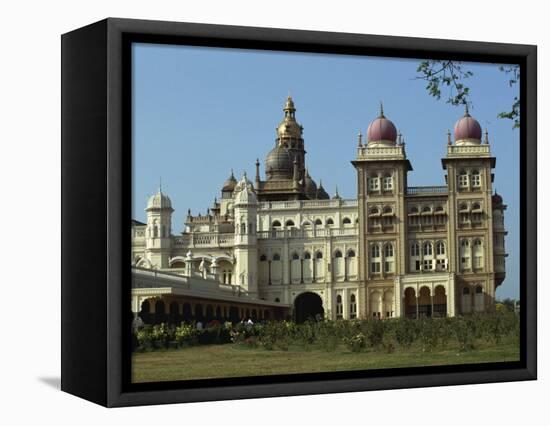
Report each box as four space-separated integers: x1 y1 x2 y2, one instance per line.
131 97 507 322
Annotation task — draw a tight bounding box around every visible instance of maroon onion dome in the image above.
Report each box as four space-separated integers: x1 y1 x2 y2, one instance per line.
492 192 503 204
366 104 398 144
454 105 482 142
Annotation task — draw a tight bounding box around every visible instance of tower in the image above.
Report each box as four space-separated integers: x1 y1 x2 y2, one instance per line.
145 187 173 268
352 105 412 318
233 173 259 296
442 106 498 311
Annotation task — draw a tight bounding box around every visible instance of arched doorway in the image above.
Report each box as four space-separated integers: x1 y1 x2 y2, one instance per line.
404 288 417 319
294 292 324 323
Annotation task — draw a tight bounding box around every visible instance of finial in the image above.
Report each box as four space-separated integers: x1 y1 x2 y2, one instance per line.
319 179 323 188
402 137 406 147
464 103 470 116
379 101 385 117
255 158 260 166
243 170 247 179
335 186 339 197
159 177 162 193
230 168 235 179
484 129 489 144
447 129 452 145
357 131 363 147
187 208 191 216
398 131 402 145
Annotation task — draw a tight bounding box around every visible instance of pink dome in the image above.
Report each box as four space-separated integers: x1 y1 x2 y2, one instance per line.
454 111 482 141
367 116 397 143
492 193 503 204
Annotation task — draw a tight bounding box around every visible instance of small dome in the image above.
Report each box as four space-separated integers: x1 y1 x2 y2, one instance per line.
454 107 482 144
304 171 318 199
265 145 293 179
492 192 503 204
146 190 173 211
222 170 237 192
233 173 257 205
316 181 330 200
366 105 398 146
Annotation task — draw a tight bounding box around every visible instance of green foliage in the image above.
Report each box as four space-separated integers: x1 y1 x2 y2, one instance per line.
343 332 367 352
416 60 519 128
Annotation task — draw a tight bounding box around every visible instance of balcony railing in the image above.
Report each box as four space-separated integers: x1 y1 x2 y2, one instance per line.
174 233 235 248
257 227 358 240
407 186 448 195
258 199 357 211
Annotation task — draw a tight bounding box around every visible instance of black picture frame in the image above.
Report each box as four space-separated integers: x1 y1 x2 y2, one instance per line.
61 17 537 407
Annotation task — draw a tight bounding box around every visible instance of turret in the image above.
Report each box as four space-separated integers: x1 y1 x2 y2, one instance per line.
145 186 173 268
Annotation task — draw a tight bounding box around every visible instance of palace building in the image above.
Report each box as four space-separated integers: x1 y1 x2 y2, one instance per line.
131 96 507 323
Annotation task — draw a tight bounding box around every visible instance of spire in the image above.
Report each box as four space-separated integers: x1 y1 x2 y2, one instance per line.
357 131 363 147
484 129 489 144
447 129 452 145
464 103 470 117
398 131 402 145
159 177 162 193
230 168 235 179
255 158 260 183
379 101 385 118
333 185 341 200
284 94 296 117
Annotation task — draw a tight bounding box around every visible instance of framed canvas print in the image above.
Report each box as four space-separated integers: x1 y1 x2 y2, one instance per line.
61 18 537 407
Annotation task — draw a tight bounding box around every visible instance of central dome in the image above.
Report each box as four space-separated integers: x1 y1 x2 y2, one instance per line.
366 105 398 146
265 145 293 179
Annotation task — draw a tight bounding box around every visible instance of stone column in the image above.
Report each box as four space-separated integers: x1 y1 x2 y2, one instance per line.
394 276 402 318
343 288 350 319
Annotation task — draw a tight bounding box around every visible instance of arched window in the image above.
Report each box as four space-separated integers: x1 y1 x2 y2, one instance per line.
326 218 334 225
304 251 311 260
410 242 421 271
302 221 312 228
350 294 357 319
272 220 281 228
334 250 343 258
370 244 381 273
473 238 484 269
435 205 444 212
463 287 470 295
275 297 280 303
383 173 393 191
475 285 483 294
384 243 395 273
285 219 295 227
471 170 481 188
347 249 356 257
472 202 481 211
291 252 299 260
273 253 281 261
422 206 432 213
260 254 267 261
315 251 323 259
423 242 433 256
383 206 393 214
369 207 380 215
458 170 469 188
314 218 322 225
342 217 352 225
436 241 446 255
336 294 343 319
410 242 420 257
461 239 470 247
410 206 419 214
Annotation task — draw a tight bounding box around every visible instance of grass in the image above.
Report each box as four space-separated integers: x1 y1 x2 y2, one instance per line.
131 338 519 383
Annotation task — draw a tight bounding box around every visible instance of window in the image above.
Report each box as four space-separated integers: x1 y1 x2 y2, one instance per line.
383 216 393 226
410 206 419 214
436 258 447 270
370 244 381 273
472 202 481 211
334 250 343 258
436 241 446 256
369 176 380 191
422 206 431 213
342 217 352 225
423 259 433 271
260 254 267 261
350 294 357 319
314 218 322 225
326 218 334 225
384 244 394 257
384 243 395 273
291 252 299 260
347 249 356 257
336 295 343 319
369 207 380 215
285 219 295 227
383 174 393 191
273 253 281 261
304 252 311 260
410 242 420 257
458 170 469 188
272 220 281 228
423 242 433 256
473 239 484 269
315 251 323 259
471 170 481 188
475 285 483 294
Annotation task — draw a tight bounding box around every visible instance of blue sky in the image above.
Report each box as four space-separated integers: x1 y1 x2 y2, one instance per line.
132 43 520 300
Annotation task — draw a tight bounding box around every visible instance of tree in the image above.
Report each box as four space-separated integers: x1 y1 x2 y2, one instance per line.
416 61 519 128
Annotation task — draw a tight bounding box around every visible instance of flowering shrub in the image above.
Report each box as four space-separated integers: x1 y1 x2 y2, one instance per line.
343 332 366 352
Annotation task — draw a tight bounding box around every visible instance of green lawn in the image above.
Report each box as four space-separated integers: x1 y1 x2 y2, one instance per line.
132 340 519 383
